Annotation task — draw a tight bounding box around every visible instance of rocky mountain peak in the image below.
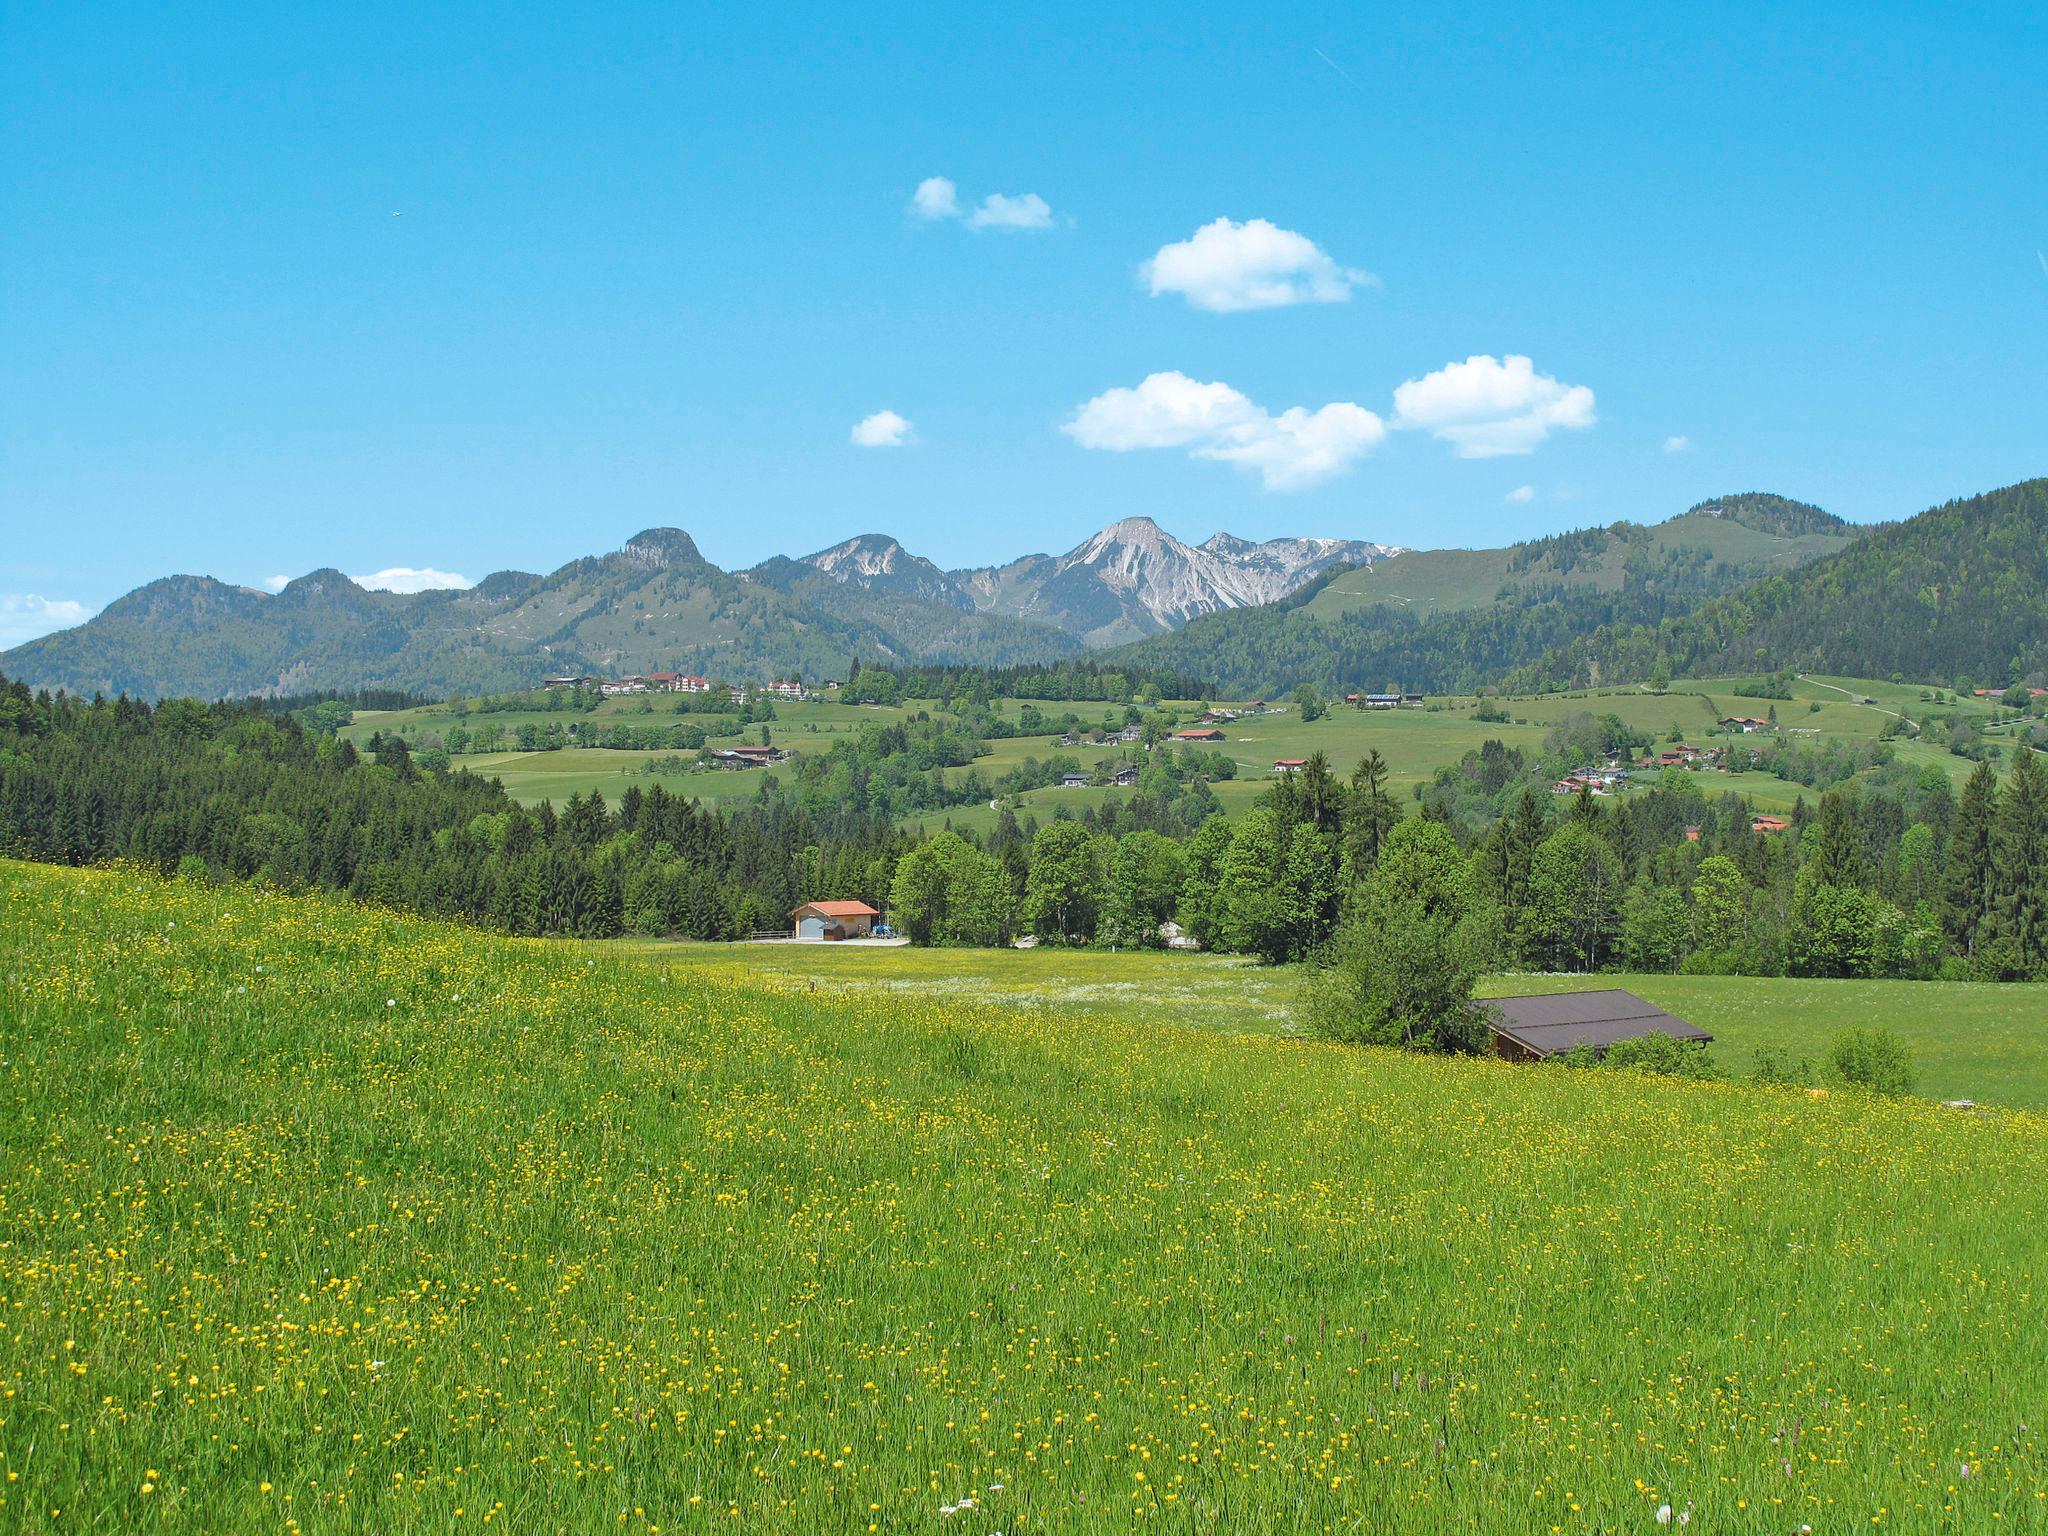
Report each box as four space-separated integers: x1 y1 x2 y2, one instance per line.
622 528 702 568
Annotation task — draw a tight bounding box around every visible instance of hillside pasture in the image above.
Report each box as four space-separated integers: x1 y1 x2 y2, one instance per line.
4 862 2045 1531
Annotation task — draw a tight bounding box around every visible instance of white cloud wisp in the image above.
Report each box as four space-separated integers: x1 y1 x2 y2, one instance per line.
1063 371 1385 491
1391 354 1596 457
912 176 1057 232
850 410 914 448
1143 217 1370 312
0 593 92 648
350 567 474 594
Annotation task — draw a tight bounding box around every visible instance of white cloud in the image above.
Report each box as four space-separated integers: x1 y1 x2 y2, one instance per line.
912 177 1057 231
262 575 291 593
966 191 1054 231
1506 484 1537 503
1390 354 1596 457
1063 371 1385 491
350 567 473 594
0 593 92 648
1142 217 1370 312
910 176 959 221
850 409 914 448
1663 434 1693 454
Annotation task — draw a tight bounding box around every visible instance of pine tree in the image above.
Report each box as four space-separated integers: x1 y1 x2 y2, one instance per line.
1991 748 2048 975
1343 750 1400 877
1940 760 1999 959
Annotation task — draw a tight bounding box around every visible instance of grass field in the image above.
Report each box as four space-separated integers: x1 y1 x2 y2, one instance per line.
348 676 1999 825
635 941 2048 1112
5 860 2047 1531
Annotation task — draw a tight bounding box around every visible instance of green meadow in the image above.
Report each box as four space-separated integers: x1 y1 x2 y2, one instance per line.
4 860 2047 1532
344 675 1996 825
634 939 2048 1112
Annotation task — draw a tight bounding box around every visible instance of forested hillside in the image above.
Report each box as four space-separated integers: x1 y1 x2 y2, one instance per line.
1508 478 2048 691
1109 493 1865 695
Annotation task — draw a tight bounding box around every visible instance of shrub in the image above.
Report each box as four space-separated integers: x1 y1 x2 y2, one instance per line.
1827 1028 1916 1097
1749 1043 1812 1088
1603 1031 1722 1080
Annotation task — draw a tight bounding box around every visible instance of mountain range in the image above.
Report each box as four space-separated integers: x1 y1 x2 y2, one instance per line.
1 518 1396 701
16 482 2039 705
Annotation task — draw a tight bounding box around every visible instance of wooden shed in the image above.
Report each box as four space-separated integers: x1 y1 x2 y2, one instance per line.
1485 989 1711 1062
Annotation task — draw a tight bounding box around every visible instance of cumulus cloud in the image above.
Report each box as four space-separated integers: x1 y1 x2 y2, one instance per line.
1663 434 1693 454
261 575 291 593
0 593 92 647
1390 354 1596 457
966 191 1053 230
350 567 474 594
910 176 960 221
1142 217 1370 312
1505 484 1537 503
912 176 1057 232
850 409 914 448
1063 371 1385 491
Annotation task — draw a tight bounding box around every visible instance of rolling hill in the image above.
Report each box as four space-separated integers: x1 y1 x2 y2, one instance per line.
1104 493 1871 695
1301 494 1858 620
1505 476 2048 690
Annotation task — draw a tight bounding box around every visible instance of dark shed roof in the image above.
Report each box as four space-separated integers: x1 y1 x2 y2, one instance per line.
1486 989 1711 1058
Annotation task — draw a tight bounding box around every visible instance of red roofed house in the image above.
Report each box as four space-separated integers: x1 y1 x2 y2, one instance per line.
1177 728 1225 742
790 900 880 940
1274 758 1307 774
1750 815 1791 834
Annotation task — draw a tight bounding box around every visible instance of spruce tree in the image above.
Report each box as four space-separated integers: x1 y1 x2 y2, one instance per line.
1940 760 1999 959
1991 749 2048 975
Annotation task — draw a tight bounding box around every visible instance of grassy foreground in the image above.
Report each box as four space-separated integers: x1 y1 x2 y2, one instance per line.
3 864 2045 1531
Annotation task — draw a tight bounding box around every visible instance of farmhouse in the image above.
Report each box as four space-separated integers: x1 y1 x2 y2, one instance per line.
707 745 792 769
1485 990 1712 1062
1274 758 1307 774
1719 716 1772 733
543 674 598 691
1111 764 1141 786
1355 693 1402 709
1177 728 1225 742
1750 814 1791 834
1058 772 1092 788
789 900 880 940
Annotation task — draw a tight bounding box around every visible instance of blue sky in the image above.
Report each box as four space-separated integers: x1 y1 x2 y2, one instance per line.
3 1 2045 642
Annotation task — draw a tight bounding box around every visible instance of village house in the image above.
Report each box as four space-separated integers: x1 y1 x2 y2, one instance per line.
1718 716 1773 733
789 900 879 940
543 675 599 691
1750 814 1791 834
762 680 807 700
601 676 650 696
1176 728 1225 743
707 745 792 770
1058 772 1092 789
1273 758 1307 775
1111 764 1141 786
